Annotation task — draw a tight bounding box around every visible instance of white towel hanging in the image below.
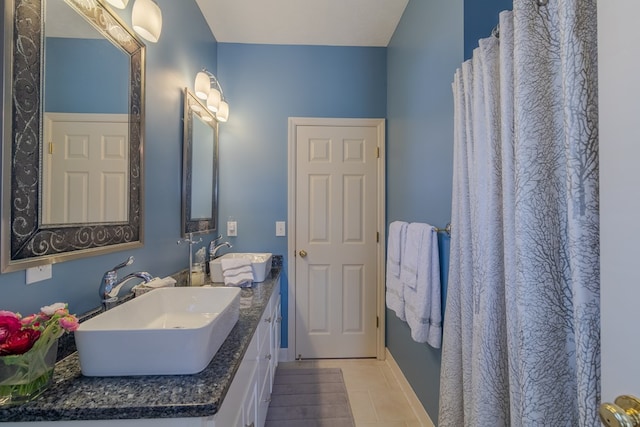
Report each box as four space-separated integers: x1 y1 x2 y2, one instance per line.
386 221 408 321
403 223 442 348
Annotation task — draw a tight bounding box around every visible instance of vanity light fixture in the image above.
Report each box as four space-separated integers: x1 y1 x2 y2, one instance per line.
132 0 163 43
194 70 230 122
104 0 129 8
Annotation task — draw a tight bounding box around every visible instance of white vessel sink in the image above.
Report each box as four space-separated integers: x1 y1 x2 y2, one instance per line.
74 286 241 376
210 252 272 283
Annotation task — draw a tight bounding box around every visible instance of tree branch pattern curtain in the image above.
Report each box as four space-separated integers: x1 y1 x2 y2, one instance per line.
439 0 599 425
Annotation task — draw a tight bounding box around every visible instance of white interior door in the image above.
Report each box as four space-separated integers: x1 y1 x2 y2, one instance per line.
42 113 129 224
294 122 381 359
599 0 640 410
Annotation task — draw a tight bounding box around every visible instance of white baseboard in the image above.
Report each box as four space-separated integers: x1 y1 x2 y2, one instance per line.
385 348 436 427
278 348 289 362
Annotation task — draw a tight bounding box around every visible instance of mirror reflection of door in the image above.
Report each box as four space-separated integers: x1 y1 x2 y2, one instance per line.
41 0 130 225
190 113 215 220
42 114 129 225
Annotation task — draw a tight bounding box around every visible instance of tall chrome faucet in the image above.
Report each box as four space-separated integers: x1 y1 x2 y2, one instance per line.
177 233 202 286
99 256 153 309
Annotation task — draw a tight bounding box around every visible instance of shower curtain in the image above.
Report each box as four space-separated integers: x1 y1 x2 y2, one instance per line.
439 1 599 426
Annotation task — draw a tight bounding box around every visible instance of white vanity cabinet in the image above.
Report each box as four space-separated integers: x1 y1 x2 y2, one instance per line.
215 279 280 427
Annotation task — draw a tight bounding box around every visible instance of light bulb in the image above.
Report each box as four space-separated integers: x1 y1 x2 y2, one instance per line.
132 0 162 43
194 72 210 100
105 0 129 9
207 88 221 113
217 101 229 123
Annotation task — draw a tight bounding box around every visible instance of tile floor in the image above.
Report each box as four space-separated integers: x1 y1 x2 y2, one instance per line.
279 358 426 427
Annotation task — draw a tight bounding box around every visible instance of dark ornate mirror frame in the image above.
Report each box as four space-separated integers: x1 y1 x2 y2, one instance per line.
1 0 145 272
182 88 218 237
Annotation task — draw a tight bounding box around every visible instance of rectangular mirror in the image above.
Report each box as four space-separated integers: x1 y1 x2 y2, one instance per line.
1 0 145 272
182 89 218 236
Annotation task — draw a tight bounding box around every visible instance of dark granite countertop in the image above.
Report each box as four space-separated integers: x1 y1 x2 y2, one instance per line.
0 268 280 423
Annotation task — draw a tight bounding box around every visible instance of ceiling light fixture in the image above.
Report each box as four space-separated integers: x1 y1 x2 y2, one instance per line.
104 0 129 9
132 0 163 43
194 70 230 123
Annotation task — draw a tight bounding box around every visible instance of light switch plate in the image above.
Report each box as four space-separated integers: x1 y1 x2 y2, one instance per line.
227 221 237 236
276 221 286 236
26 264 52 284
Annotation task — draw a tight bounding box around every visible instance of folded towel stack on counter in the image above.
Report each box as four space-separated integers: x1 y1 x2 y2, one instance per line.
221 258 254 287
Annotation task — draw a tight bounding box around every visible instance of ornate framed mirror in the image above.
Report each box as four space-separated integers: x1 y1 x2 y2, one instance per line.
1 0 145 272
182 88 218 236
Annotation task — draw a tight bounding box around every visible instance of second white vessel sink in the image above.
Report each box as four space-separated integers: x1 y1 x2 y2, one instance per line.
75 286 241 376
210 252 272 283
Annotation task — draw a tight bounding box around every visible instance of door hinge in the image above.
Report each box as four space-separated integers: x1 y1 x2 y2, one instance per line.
49 141 53 154
376 316 379 328
376 232 379 243
376 147 380 158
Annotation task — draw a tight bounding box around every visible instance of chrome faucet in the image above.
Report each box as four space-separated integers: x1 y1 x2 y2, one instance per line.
99 256 153 309
209 240 232 259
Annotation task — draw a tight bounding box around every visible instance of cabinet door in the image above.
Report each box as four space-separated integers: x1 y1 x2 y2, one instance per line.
257 366 271 427
243 381 257 427
270 296 281 390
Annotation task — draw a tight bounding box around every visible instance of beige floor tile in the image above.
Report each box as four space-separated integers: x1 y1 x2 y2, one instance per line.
369 389 418 422
342 365 390 391
348 390 379 423
404 420 424 427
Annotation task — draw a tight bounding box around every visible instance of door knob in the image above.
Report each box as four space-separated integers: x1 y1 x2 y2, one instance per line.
600 395 640 427
299 250 307 258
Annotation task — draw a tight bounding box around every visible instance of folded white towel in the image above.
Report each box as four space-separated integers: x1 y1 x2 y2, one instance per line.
160 276 177 287
132 276 176 297
386 221 408 321
220 258 251 270
404 223 442 348
221 258 254 287
224 274 253 287
223 265 252 276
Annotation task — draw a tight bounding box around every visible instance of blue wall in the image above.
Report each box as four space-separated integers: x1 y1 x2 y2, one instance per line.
464 0 513 60
45 38 129 113
0 0 218 315
386 0 463 423
216 43 387 347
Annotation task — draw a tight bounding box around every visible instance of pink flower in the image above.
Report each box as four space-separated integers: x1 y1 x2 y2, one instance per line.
0 314 22 345
59 316 79 332
0 328 41 355
20 314 39 325
0 303 78 356
41 303 66 316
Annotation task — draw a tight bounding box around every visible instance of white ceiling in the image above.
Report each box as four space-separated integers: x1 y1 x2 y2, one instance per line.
195 0 410 47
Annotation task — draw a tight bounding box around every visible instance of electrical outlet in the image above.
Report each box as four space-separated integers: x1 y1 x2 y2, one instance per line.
26 264 52 284
276 221 286 236
227 221 237 236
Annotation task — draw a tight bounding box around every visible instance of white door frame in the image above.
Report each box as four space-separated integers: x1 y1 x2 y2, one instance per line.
287 117 386 362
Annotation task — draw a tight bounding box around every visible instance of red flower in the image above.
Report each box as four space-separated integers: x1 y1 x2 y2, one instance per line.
0 313 22 345
0 328 41 355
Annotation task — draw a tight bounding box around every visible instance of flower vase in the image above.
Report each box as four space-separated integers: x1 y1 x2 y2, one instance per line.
0 339 58 406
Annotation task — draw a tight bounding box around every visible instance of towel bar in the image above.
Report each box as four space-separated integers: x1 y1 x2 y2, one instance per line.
434 223 451 236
